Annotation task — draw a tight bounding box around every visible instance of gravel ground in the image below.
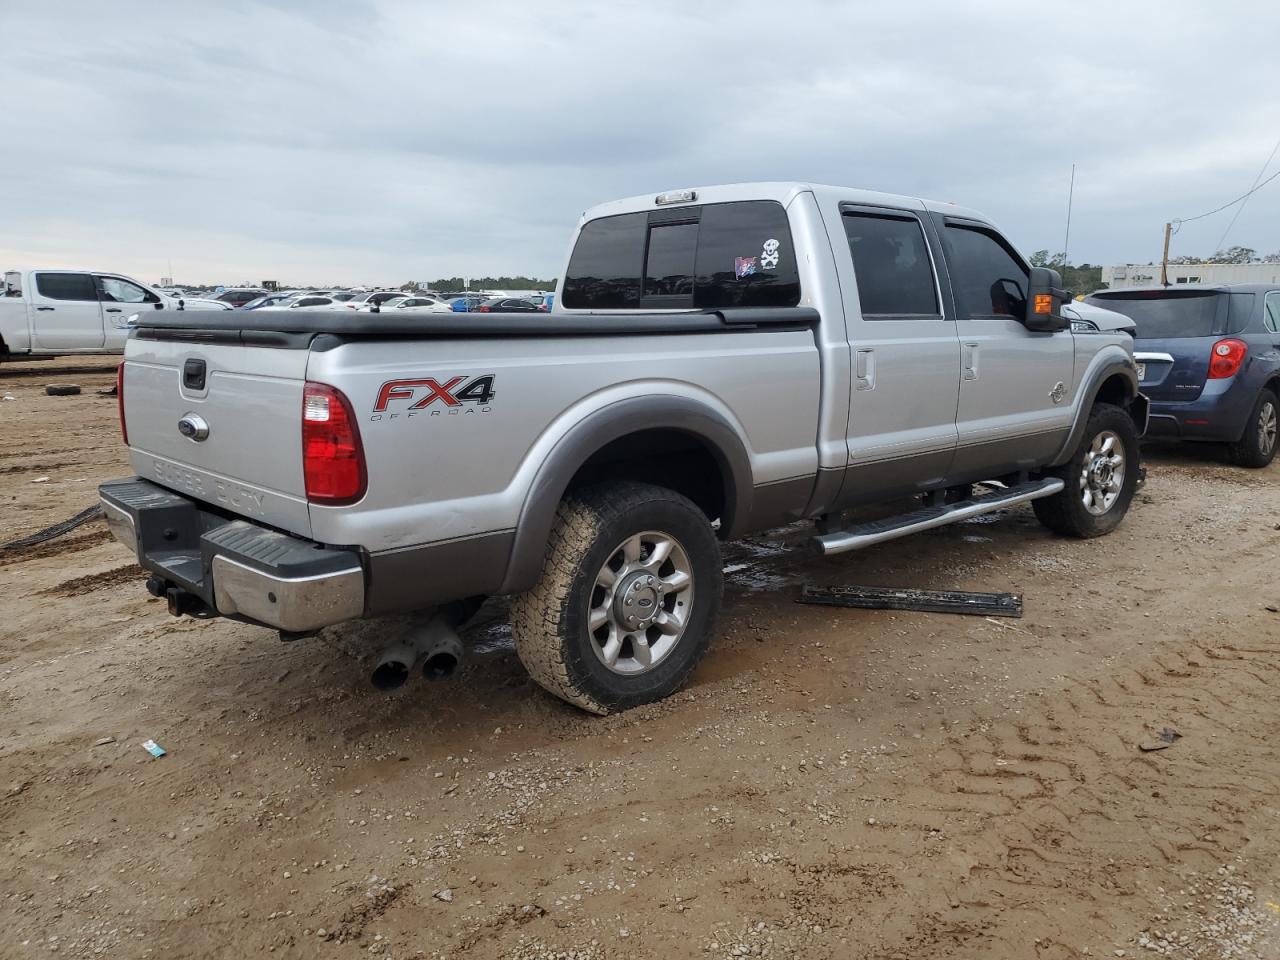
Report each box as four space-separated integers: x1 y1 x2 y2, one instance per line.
2 356 1279 959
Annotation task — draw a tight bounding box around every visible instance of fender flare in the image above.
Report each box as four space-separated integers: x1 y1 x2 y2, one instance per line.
1048 353 1141 466
498 396 753 595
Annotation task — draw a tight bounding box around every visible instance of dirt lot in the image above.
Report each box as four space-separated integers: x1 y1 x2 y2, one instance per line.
3 356 1280 960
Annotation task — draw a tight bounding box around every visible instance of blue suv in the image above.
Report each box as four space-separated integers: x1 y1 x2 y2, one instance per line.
1087 285 1280 467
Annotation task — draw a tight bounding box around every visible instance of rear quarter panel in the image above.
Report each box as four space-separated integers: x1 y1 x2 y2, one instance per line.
0 299 32 352
305 331 821 553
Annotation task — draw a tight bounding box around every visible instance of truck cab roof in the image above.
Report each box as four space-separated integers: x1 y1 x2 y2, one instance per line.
580 181 992 226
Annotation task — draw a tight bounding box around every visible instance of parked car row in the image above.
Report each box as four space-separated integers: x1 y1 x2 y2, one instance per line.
232 289 553 314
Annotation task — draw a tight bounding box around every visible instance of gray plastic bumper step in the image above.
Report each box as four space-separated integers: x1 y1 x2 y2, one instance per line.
798 585 1023 618
812 477 1064 556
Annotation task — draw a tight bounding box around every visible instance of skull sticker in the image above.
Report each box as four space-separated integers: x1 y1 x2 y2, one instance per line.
760 238 780 270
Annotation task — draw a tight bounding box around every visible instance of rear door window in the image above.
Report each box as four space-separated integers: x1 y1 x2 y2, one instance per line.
1264 292 1280 333
35 272 98 301
843 212 939 317
1088 291 1223 338
562 200 799 310
942 224 1029 320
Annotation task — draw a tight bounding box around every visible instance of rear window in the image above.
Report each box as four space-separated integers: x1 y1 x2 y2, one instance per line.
562 200 800 310
36 272 97 301
1087 290 1223 338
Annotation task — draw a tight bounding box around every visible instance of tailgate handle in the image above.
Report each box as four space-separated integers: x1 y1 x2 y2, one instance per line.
182 358 207 391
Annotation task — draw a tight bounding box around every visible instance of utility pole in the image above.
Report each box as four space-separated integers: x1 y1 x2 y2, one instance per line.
1160 222 1172 287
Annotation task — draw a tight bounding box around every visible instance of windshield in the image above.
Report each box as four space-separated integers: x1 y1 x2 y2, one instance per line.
1088 290 1222 339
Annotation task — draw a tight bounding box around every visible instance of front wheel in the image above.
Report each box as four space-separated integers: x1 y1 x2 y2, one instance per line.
1033 403 1139 538
510 481 723 714
1228 389 1279 468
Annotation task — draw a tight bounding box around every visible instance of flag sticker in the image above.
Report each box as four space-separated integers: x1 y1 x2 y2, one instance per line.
735 256 758 279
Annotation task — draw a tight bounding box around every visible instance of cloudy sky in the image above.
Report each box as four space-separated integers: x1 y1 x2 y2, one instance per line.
3 0 1278 286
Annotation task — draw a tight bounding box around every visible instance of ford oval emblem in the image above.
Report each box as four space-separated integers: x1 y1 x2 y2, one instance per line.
177 413 210 442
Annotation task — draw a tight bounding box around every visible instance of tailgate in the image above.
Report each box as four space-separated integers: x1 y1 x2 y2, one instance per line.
1134 336 1213 402
122 334 313 538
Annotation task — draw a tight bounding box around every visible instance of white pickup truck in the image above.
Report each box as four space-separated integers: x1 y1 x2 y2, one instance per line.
100 181 1149 714
0 269 227 360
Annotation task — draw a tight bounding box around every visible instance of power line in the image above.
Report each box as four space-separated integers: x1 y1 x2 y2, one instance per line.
1214 134 1280 251
1174 163 1280 227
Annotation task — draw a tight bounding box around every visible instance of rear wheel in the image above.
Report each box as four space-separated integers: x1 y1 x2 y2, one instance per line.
1034 403 1139 538
1228 389 1279 468
510 482 723 714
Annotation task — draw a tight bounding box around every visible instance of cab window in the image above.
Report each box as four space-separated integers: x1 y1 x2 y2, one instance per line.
943 224 1029 320
36 272 98 301
97 276 156 303
562 200 799 310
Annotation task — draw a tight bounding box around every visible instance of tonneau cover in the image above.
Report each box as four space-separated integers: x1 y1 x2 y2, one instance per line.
132 307 819 340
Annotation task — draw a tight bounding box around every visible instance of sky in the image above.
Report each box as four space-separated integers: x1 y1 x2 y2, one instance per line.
2 0 1278 287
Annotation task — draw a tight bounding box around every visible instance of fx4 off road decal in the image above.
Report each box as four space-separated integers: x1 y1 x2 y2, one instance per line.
370 375 496 420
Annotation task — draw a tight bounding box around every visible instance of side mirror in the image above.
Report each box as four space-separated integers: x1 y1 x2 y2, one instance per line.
1024 267 1071 332
176 299 185 311
155 300 165 310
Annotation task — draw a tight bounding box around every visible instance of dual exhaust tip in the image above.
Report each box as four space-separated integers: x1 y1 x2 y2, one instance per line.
371 614 465 691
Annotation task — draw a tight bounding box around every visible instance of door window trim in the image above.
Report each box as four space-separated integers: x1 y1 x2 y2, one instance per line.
839 203 946 321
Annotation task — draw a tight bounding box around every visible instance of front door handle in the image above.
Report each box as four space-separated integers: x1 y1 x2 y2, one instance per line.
855 349 875 390
105 307 123 313
36 306 54 311
962 343 979 381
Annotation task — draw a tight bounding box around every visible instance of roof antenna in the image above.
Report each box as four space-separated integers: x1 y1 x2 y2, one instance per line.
1062 163 1075 267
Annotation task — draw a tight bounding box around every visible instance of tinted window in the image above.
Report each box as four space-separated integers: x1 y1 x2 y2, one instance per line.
1266 292 1280 333
644 221 697 297
1087 291 1222 338
843 213 938 316
562 212 646 309
98 276 152 303
36 272 97 301
296 297 328 306
693 201 799 309
944 225 1029 320
563 201 800 310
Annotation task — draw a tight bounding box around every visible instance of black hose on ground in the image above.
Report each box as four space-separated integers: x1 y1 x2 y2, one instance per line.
0 504 103 550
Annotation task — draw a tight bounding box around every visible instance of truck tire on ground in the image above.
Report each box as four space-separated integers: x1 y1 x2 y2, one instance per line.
1033 403 1139 538
1228 388 1279 468
510 482 723 714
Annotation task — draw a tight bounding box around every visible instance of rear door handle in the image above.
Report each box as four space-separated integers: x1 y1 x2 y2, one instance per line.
36 306 54 311
105 307 122 313
962 343 979 381
855 348 875 390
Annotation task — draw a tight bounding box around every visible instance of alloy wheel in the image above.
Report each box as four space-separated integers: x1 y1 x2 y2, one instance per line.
587 531 694 675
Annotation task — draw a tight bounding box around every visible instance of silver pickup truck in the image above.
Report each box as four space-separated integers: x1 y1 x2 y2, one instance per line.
100 182 1148 713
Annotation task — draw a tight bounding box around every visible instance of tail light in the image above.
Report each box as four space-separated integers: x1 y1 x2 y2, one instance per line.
302 382 366 505
1208 338 1248 379
479 304 491 312
117 361 128 445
